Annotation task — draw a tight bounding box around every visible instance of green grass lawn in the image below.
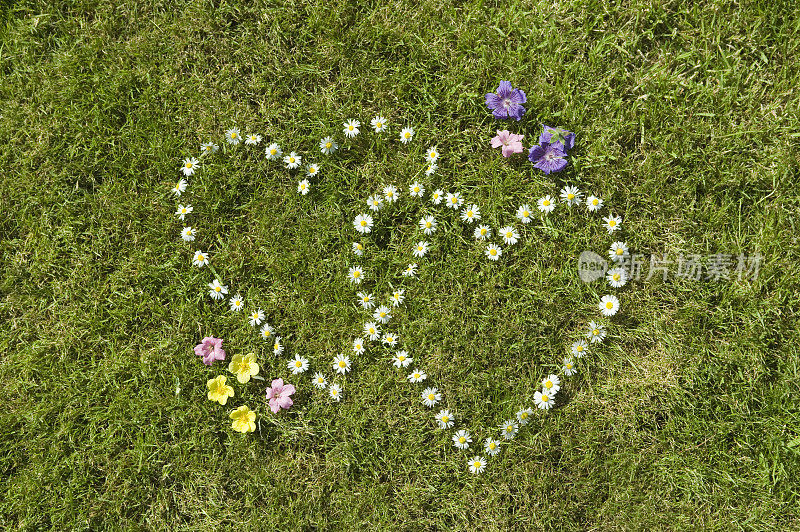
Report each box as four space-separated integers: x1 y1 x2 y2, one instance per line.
2 0 800 529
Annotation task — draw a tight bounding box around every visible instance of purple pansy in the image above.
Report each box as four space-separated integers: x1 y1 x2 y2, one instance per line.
485 81 527 121
538 125 576 151
194 336 226 366
528 142 568 174
266 378 296 413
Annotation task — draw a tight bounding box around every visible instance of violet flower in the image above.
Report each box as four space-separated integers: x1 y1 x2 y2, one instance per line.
491 130 525 157
538 125 576 151
266 378 296 413
485 81 526 121
194 336 226 366
528 142 568 174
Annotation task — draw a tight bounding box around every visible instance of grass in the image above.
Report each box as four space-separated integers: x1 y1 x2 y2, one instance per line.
1 0 800 529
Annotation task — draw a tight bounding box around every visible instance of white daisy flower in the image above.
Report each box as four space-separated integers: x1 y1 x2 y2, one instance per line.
419 216 437 235
353 214 374 234
484 438 501 456
225 127 241 145
381 332 399 347
192 250 209 267
399 126 414 143
348 266 364 284
445 192 463 210
181 226 196 242
436 410 455 429
200 141 218 155
402 263 418 278
431 189 444 205
452 429 472 450
609 241 630 263
371 116 388 133
181 157 199 176
603 214 622 234
409 182 425 198
312 372 327 389
260 323 275 340
500 226 519 246
329 383 342 402
363 322 381 341
425 146 439 163
500 420 519 440
320 137 338 155
352 337 365 355
383 185 399 203
297 179 310 195
173 179 188 196
587 321 606 344
175 204 193 220
333 353 351 374
284 152 302 169
390 289 405 307
560 186 582 206
534 390 554 410
229 294 244 312
485 244 502 261
306 163 320 177
273 336 284 356
571 340 588 358
607 267 628 288
599 294 620 316
460 204 481 223
367 194 384 212
245 133 262 145
562 357 577 376
288 355 309 375
425 163 437 176
373 305 391 324
392 350 412 368
516 407 534 425
586 195 604 212
208 279 228 300
468 456 487 474
249 309 265 327
352 242 365 256
516 204 533 224
421 387 441 408
537 195 555 213
265 143 282 160
343 119 360 138
407 369 427 383
413 241 430 258
356 292 375 309
474 225 492 240
542 374 561 395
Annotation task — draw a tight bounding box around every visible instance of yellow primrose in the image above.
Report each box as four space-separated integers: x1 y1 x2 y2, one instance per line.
229 405 256 433
228 352 259 384
207 375 234 405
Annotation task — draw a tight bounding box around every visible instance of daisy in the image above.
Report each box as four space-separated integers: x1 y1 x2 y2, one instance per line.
265 143 282 160
245 133 262 145
425 163 437 176
312 372 327 389
392 350 412 368
562 357 577 376
537 195 556 213
474 225 492 240
445 192 463 210
200 141 218 155
249 309 265 327
599 294 620 316
288 355 309 375
357 292 374 309
225 127 241 145
485 244 502 261
542 374 561 395
399 126 414 143
402 263 418 278
173 179 188 196
609 241 630 263
181 157 199 176
571 340 588 358
607 267 628 288
409 182 425 198
329 383 342 402
452 429 472 450
516 407 534 425
208 279 228 300
500 420 519 440
353 214 374 234
390 289 405 307
175 204 193 220
181 226 196 242
383 185 399 203
260 323 275 340
320 137 338 155
425 146 439 163
347 266 364 284
586 195 604 212
431 189 444 205
534 390 555 410
352 242 365 256
343 119 360 138
367 194 384 212
284 152 302 169
413 241 430 258
500 226 519 246
516 204 533 224
484 438 501 456
418 216 437 235
587 321 606 344
192 250 209 267
560 186 582 206
407 369 427 383
306 163 320 177
373 305 391 324
371 116 388 133
333 353 351 374
352 337 365 355
297 179 310 195
229 294 244 312
603 215 622 234
273 336 284 356
468 456 487 474
421 387 441 408
436 410 455 429
460 204 481 223
363 322 381 341
381 332 399 347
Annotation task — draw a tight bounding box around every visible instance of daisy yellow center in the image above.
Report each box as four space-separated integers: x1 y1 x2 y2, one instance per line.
427 394 435 400
348 126 354 130
481 229 487 235
473 461 481 468
507 425 513 432
186 162 192 168
309 167 316 173
263 330 270 337
295 361 302 367
542 395 549 402
386 336 393 342
545 381 553 388
387 192 393 198
369 328 375 334
609 220 617 226
181 209 187 213
414 187 420 193
215 286 221 292
506 232 512 238
404 132 411 138
398 355 405 361
338 361 346 368
577 345 584 352
613 274 621 281
355 344 361 349
426 222 432 228
332 389 338 395
520 412 528 420
606 302 614 309
442 416 449 423
593 329 599 335
274 343 280 350
467 210 473 217
353 271 360 278
567 193 575 199
616 249 624 255
459 437 466 444
592 199 599 205
451 198 457 204
270 149 277 155
433 193 439 198
360 220 367 227
489 442 496 449
380 312 386 317
231 132 237 138
196 255 204 261
376 122 382 128
363 296 369 302
317 377 324 383
373 200 379 205
543 200 550 206
418 246 423 251
490 249 497 256
523 210 530 217
289 157 295 163
567 363 572 369
414 373 420 378
431 152 436 158
325 142 332 148
301 184 306 189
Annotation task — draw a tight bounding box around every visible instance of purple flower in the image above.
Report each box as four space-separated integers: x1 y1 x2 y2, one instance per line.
538 125 576 151
266 378 296 413
485 81 526 121
491 130 525 157
194 336 226 366
528 142 568 174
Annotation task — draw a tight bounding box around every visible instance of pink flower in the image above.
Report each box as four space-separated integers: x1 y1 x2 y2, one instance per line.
266 378 296 413
194 336 226 366
491 130 524 157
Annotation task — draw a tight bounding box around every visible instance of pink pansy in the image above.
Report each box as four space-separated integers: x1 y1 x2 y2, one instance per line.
266 378 296 413
490 130 524 157
194 336 226 366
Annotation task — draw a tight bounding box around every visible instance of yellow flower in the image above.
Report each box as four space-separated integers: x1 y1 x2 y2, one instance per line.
207 375 234 405
228 352 259 384
229 405 256 433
